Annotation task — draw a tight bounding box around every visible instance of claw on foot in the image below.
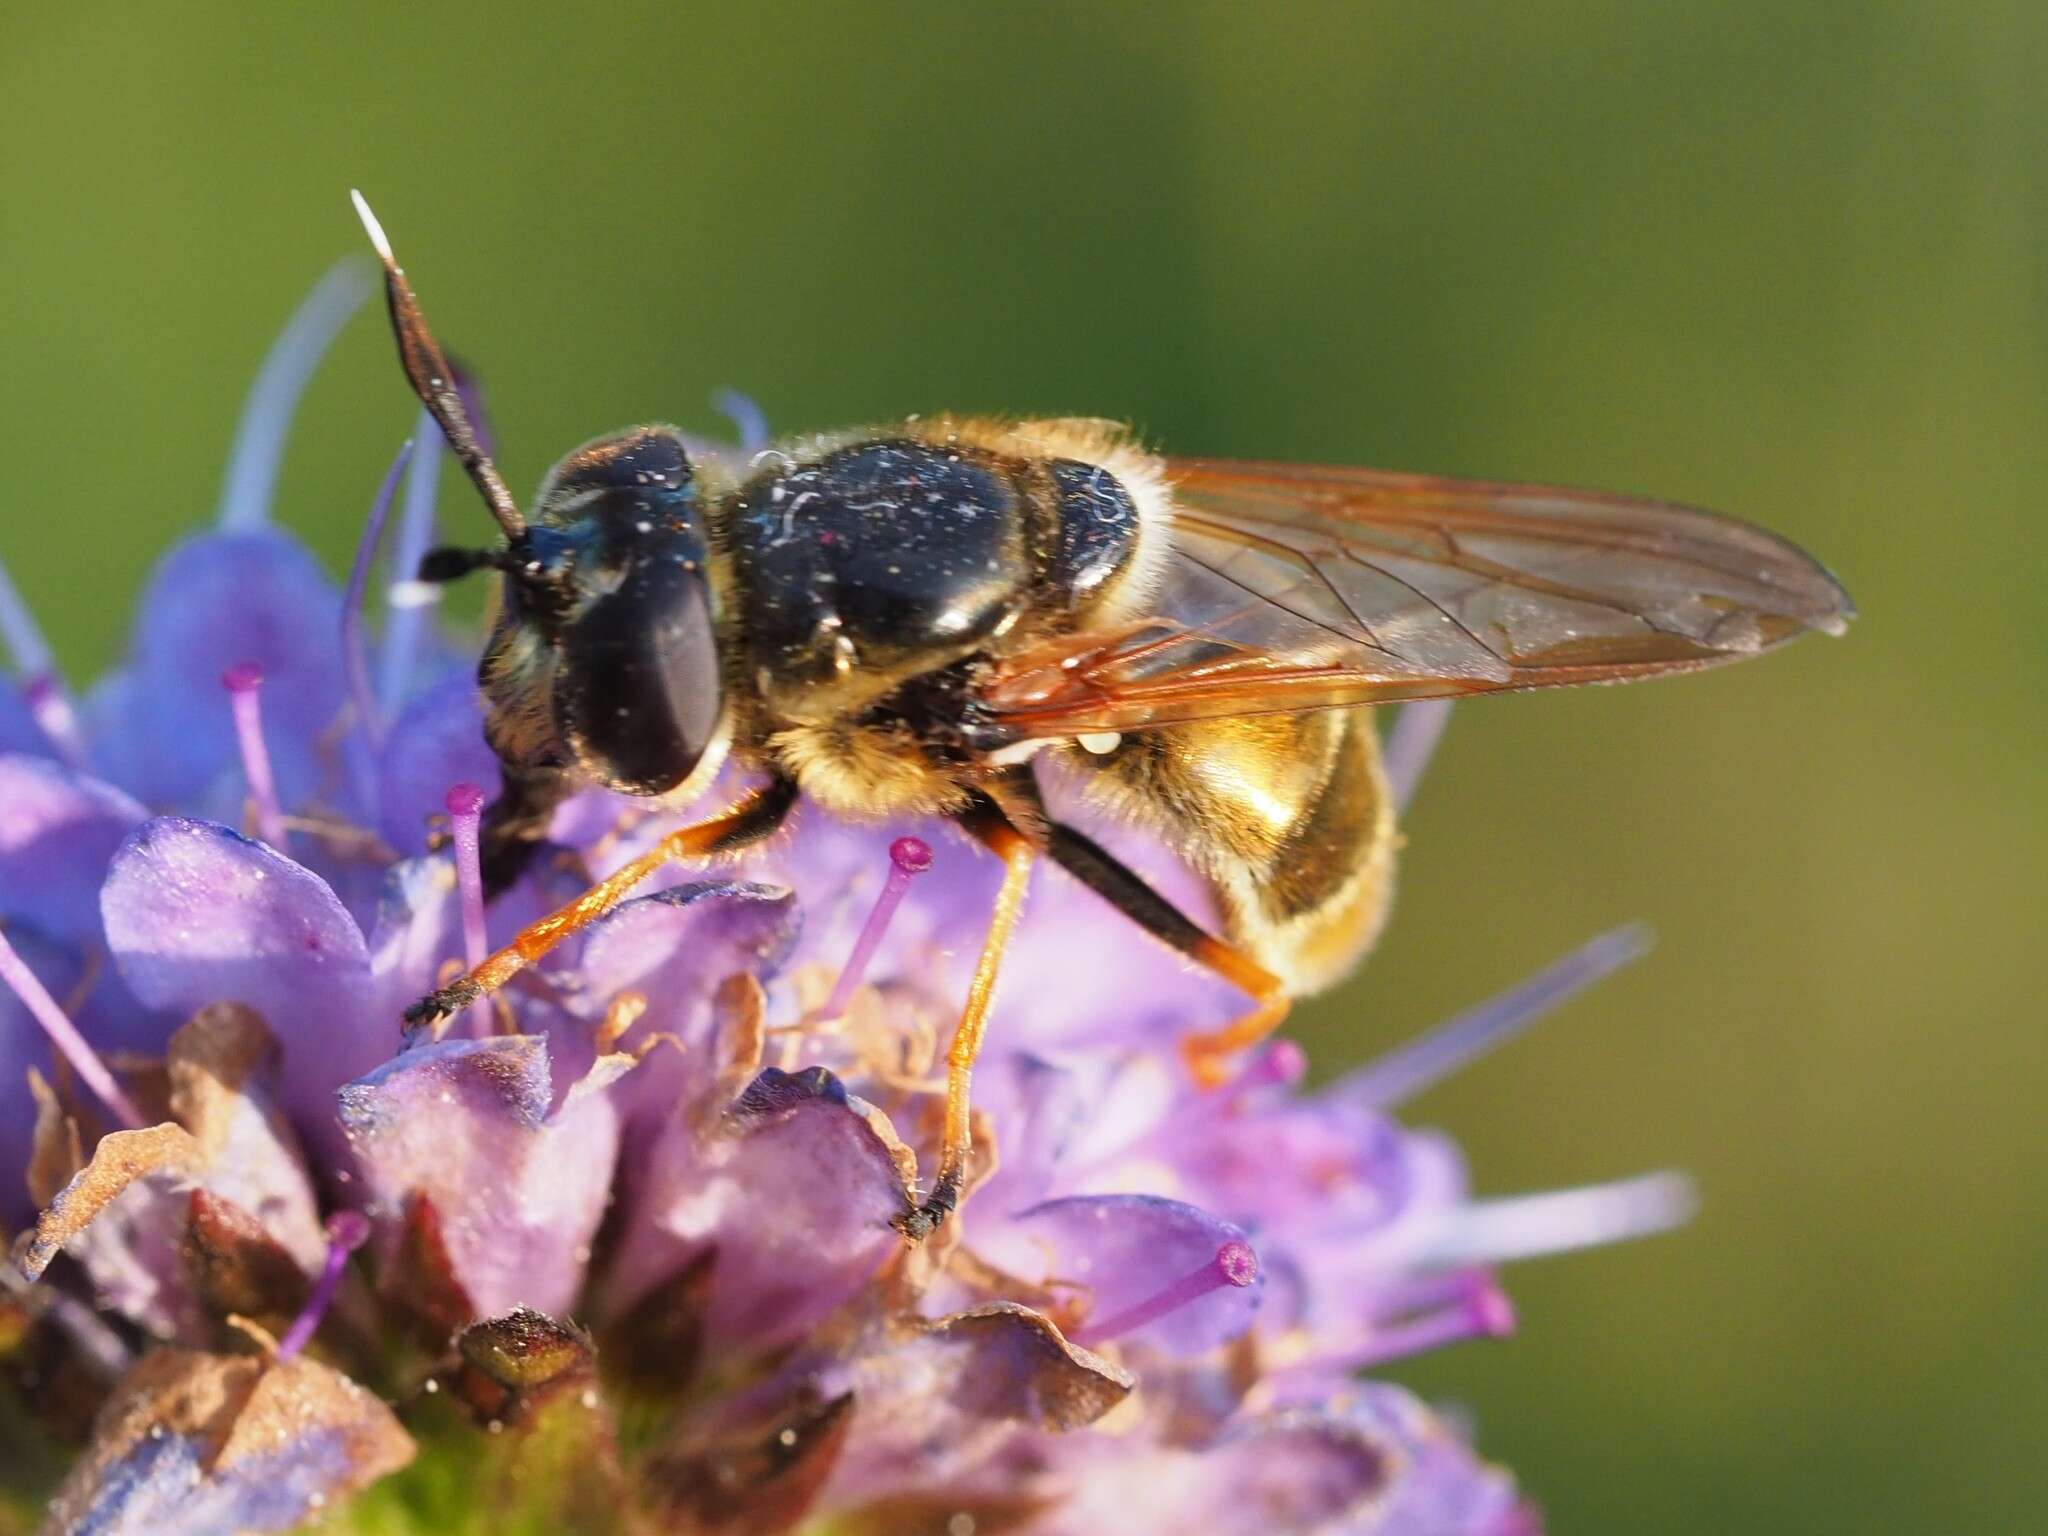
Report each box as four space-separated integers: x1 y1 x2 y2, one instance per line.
893 1173 961 1243
402 978 480 1030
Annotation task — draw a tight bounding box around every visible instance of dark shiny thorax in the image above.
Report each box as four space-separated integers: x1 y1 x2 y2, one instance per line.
720 437 1142 727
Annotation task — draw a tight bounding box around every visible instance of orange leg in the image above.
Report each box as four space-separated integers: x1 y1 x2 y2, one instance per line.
1034 817 1291 1089
897 812 1036 1238
404 779 796 1032
1176 936 1291 1088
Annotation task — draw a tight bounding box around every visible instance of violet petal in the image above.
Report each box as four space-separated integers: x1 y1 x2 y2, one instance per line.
579 881 802 1021
604 1067 909 1357
1039 1409 1393 1536
578 881 800 1112
14 1113 202 1342
100 818 380 1141
1350 1381 1531 1533
0 677 56 758
337 1034 619 1320
167 1004 326 1275
967 1051 1091 1220
818 1302 1130 1511
362 855 461 1021
113 531 346 809
995 1193 1265 1355
0 754 146 939
372 667 497 858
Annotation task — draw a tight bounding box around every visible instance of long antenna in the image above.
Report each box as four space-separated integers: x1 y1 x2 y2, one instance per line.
349 190 526 541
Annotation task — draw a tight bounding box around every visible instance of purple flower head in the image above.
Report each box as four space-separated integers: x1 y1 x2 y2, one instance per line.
0 266 1702 1535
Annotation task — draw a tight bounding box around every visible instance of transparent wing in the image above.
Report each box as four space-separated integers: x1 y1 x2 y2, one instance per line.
976 457 1852 739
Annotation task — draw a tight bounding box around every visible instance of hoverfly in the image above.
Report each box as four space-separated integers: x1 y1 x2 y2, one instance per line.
350 193 1851 1236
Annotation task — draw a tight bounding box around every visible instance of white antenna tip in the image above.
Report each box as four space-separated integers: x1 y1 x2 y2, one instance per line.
349 189 394 264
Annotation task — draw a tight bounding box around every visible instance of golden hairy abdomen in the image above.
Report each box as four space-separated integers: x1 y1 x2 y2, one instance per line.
1080 707 1396 996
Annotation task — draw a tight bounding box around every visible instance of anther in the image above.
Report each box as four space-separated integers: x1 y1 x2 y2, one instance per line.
1342 1270 1515 1369
595 990 649 1054
222 663 289 849
0 552 87 767
819 835 934 1021
274 1210 372 1360
445 782 491 1036
0 927 145 1130
1072 1238 1259 1346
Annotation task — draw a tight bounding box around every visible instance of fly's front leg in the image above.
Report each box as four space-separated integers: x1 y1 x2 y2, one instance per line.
406 776 797 1033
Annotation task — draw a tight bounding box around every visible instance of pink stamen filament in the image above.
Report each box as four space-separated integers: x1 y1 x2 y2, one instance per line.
445 782 492 1035
223 664 288 848
0 926 145 1129
274 1210 371 1360
1073 1239 1259 1346
341 439 416 758
0 554 87 767
820 835 933 1019
1339 1270 1515 1370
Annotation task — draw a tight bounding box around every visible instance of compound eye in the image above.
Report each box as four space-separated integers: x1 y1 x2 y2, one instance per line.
557 547 722 796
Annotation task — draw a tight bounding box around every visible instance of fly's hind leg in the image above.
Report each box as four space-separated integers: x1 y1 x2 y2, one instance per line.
1040 821 1290 1089
405 776 798 1033
896 798 1038 1240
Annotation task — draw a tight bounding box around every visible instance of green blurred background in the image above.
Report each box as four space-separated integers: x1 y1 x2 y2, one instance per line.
2 4 2040 1530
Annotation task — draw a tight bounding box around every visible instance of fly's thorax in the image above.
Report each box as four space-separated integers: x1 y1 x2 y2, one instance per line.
721 435 1042 727
924 415 1177 627
719 419 1167 730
